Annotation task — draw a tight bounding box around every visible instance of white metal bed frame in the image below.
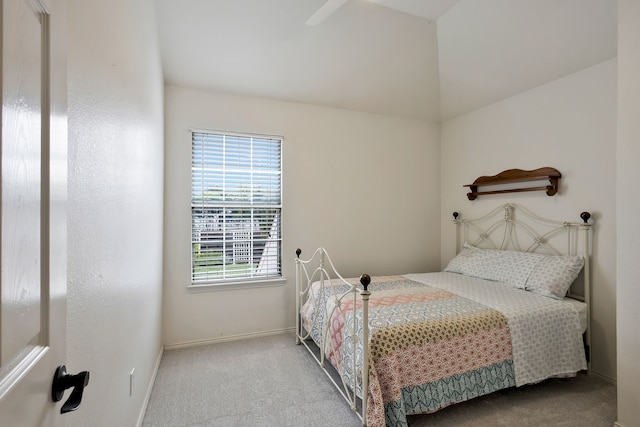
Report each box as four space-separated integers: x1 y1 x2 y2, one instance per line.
295 203 592 427
295 247 371 424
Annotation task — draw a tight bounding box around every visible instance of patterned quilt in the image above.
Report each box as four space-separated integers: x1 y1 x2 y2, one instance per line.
300 273 586 427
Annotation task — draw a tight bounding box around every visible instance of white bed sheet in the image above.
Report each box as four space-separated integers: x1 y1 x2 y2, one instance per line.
564 297 588 333
405 272 587 386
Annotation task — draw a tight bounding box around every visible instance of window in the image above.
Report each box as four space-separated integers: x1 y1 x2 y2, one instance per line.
191 131 282 284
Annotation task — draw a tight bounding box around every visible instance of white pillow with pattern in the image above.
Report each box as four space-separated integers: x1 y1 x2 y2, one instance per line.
525 255 584 299
444 243 543 289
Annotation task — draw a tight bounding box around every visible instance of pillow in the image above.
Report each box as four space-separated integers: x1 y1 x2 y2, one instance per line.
444 243 543 289
525 255 584 299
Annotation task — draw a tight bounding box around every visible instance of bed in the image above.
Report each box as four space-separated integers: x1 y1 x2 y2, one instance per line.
294 203 592 427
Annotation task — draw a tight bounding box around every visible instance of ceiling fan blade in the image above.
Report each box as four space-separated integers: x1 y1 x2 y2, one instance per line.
305 0 349 26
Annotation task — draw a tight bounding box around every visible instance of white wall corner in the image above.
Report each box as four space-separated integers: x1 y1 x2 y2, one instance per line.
136 346 164 427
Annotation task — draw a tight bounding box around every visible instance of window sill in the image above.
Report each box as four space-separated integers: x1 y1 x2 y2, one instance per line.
187 277 287 293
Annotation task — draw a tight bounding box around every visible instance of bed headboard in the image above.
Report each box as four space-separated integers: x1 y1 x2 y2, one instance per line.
453 203 591 257
452 203 593 366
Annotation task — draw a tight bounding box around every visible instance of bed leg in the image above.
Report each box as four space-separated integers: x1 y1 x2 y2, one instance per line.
359 274 371 427
295 249 302 345
580 215 592 374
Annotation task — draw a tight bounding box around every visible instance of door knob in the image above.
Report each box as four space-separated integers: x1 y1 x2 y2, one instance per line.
51 365 90 414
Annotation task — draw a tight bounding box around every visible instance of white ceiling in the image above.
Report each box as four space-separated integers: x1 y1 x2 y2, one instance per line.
155 0 617 122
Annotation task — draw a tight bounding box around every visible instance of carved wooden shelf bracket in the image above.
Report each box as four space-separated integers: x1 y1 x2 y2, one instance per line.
464 167 561 201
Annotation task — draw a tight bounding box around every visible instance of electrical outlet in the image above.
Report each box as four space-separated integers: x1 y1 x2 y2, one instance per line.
130 368 135 396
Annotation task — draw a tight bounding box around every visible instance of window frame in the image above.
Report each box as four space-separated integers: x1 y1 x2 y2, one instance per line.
188 129 284 289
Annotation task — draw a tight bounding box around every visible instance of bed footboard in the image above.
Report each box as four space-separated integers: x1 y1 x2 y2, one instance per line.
295 247 371 426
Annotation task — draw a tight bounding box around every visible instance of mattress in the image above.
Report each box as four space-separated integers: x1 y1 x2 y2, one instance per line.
564 297 588 333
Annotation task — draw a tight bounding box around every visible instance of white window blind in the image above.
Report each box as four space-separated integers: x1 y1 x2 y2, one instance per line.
191 131 282 284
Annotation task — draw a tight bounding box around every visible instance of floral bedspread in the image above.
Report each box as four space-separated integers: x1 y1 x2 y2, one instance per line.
300 273 585 427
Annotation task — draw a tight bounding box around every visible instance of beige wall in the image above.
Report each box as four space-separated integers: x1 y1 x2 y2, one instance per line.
440 59 618 381
616 1 640 426
67 0 164 426
163 85 441 347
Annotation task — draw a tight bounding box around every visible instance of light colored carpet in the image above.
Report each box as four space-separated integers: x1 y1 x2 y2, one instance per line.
142 332 616 427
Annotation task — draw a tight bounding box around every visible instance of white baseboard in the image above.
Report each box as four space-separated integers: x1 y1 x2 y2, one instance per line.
163 327 296 350
613 422 624 427
588 369 617 385
135 346 164 427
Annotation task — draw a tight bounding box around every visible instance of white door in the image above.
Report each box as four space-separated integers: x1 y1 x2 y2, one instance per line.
0 0 70 425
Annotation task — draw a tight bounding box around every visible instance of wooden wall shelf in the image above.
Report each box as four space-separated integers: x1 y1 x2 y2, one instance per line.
464 167 561 200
